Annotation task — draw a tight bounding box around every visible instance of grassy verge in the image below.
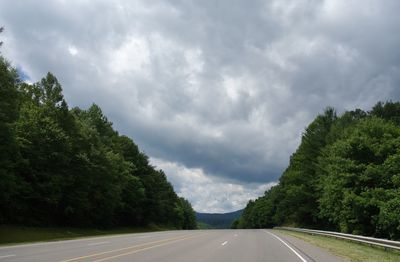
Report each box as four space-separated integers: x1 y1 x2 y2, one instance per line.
0 225 173 245
276 229 400 262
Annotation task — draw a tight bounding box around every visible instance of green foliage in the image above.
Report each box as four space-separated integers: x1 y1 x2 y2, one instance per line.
0 57 21 223
0 55 196 229
370 101 400 125
239 102 400 240
319 117 400 237
230 219 239 229
175 198 197 229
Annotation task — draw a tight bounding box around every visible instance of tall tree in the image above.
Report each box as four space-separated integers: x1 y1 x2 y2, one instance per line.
0 53 196 229
0 56 20 223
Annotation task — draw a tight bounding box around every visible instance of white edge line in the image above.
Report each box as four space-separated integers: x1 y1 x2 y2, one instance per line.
221 241 228 246
265 231 307 262
0 254 16 259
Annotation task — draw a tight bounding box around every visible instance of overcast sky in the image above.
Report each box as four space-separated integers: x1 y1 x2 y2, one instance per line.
1 0 400 212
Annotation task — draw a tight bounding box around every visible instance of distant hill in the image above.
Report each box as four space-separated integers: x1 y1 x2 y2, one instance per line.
196 209 243 229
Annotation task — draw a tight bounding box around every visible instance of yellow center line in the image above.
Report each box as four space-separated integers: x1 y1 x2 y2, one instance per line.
59 233 199 262
93 233 204 262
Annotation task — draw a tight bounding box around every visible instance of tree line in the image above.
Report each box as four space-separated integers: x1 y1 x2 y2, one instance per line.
234 102 400 240
0 53 196 229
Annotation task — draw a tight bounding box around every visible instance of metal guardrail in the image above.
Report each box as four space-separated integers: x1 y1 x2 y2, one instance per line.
275 227 400 251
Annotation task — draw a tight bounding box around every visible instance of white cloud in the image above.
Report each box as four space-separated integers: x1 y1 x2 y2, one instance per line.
68 45 78 56
151 157 276 213
109 35 150 76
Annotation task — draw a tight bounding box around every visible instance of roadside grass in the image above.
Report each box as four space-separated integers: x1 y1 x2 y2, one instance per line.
0 225 172 245
276 229 400 262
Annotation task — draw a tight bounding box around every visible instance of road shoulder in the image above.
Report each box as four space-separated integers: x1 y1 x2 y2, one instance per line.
269 230 344 262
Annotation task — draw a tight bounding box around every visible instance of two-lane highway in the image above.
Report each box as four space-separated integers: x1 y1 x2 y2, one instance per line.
0 230 343 262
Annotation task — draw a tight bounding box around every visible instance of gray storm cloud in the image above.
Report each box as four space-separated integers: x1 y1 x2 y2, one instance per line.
1 0 399 211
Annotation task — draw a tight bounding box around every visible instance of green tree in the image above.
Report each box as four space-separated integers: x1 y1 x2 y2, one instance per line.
14 74 72 225
0 52 196 229
274 108 337 227
318 117 400 236
0 56 20 223
370 101 400 126
173 197 197 229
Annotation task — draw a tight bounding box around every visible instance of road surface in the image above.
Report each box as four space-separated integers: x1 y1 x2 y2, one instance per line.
0 229 343 262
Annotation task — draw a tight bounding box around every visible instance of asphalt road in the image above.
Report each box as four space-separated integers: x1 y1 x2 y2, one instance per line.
0 229 343 262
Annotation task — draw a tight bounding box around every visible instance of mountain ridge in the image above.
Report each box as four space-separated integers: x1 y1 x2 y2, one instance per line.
196 209 243 229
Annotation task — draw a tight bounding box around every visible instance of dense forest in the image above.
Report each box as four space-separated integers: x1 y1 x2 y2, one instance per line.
234 102 400 240
0 50 196 229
